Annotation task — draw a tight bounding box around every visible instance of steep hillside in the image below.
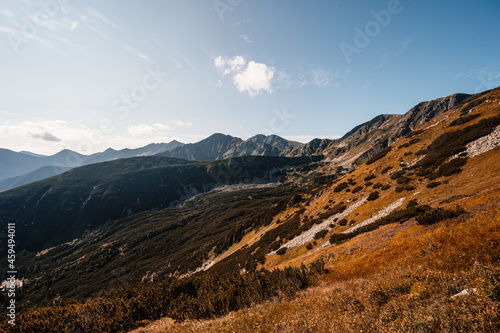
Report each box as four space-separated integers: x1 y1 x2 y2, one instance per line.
138 88 499 331
1 88 498 333
321 92 471 166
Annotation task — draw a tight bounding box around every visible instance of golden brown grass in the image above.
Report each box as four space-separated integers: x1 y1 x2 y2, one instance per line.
132 196 500 332
128 88 500 332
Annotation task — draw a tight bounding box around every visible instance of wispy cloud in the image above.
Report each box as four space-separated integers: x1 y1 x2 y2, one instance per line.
0 26 53 49
127 123 172 136
173 120 193 127
0 7 13 18
240 34 251 43
311 68 333 87
123 44 153 63
274 67 342 89
375 38 411 70
88 7 119 30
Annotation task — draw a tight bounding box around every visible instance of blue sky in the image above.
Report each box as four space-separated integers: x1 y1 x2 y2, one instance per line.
1 0 499 155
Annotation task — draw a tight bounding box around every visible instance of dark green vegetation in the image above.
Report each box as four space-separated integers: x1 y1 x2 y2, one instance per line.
414 115 500 178
449 113 481 127
0 155 321 254
329 202 466 245
0 261 326 333
333 181 349 192
0 88 497 332
1 182 318 308
415 206 467 225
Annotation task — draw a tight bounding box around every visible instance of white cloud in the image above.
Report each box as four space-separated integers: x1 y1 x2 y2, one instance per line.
123 44 153 63
0 120 105 154
173 120 193 127
215 56 275 97
0 120 200 155
127 123 171 136
215 56 246 75
88 7 119 30
70 20 78 30
240 34 251 43
233 61 275 97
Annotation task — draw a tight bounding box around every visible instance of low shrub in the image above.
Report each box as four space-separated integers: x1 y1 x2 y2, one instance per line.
314 229 328 240
409 138 421 145
390 170 406 179
276 247 288 255
334 182 349 192
380 166 392 174
427 181 441 188
416 116 500 172
269 241 281 251
351 186 363 194
372 182 383 189
416 206 466 225
367 191 379 201
338 219 348 226
331 204 347 215
364 174 376 181
415 149 428 156
406 199 418 208
381 184 391 190
5 260 327 331
449 113 481 127
396 177 410 184
432 158 468 178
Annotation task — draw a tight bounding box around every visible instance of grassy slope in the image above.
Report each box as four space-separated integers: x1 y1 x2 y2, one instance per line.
1 89 498 332
134 88 500 332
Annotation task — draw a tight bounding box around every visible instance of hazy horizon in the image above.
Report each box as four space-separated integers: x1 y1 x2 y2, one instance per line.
1 0 499 155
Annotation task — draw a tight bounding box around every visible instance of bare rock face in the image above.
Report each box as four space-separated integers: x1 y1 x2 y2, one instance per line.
320 93 471 166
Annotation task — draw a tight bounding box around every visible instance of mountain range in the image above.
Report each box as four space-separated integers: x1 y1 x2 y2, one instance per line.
0 92 470 193
0 87 499 332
